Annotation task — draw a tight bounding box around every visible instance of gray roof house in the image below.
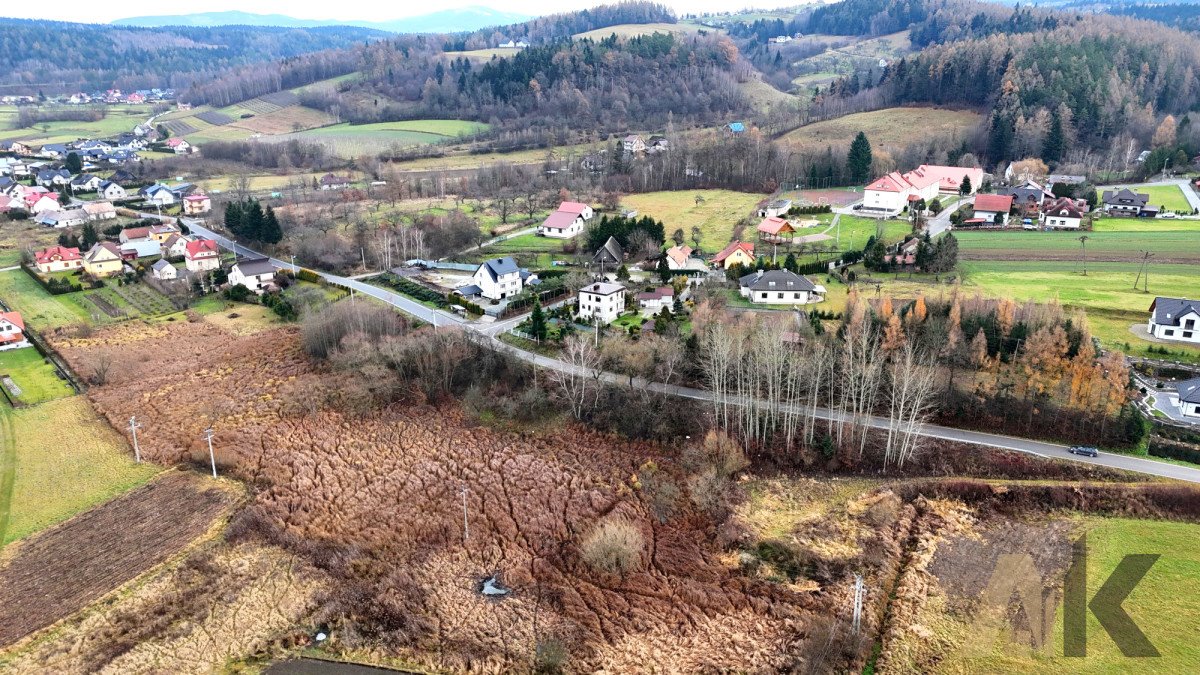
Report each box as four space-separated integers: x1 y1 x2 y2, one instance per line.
1102 188 1158 217
1148 296 1200 345
1177 377 1200 418
592 236 624 268
738 269 825 305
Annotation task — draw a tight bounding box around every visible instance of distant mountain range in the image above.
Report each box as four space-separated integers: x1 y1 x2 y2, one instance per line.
111 7 535 33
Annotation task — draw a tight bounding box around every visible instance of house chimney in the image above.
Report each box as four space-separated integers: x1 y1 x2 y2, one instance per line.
756 269 764 280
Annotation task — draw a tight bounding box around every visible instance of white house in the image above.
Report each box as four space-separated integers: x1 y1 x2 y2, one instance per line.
82 201 117 221
538 201 593 238
738 269 825 305
863 165 983 216
468 257 522 301
151 259 178 280
184 238 221 272
622 135 647 154
97 180 127 200
228 257 278 294
163 234 191 259
69 173 102 192
757 199 792 218
1175 378 1200 419
1040 197 1087 230
0 311 30 351
34 245 82 273
577 282 626 325
971 193 1013 227
165 138 192 155
36 209 88 228
665 244 704 271
636 286 675 313
141 184 176 207
1148 297 1200 345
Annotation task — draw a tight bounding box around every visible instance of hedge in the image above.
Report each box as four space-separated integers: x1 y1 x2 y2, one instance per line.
21 264 83 295
296 268 322 283
1149 439 1200 466
786 204 833 215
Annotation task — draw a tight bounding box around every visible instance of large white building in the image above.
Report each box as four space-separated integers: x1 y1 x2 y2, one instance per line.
863 165 984 216
738 270 825 305
469 257 523 301
1176 378 1200 419
577 282 626 324
1148 297 1200 345
538 201 593 239
228 257 278 294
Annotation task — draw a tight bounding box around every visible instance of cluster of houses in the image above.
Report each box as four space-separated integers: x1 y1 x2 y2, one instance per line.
863 164 984 216
1 129 154 165
60 88 175 105
620 134 669 155
498 39 530 49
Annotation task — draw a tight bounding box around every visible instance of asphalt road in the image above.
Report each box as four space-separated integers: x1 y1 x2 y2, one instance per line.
182 219 1200 484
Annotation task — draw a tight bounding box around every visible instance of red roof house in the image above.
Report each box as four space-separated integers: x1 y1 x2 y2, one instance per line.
711 241 755 266
973 194 1014 213
0 311 27 347
185 239 219 259
557 201 591 215
34 245 83 272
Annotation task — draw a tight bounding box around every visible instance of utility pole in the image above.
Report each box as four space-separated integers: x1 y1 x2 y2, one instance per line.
1077 235 1089 276
128 415 142 463
460 484 469 544
852 574 864 633
203 427 217 478
290 255 297 274
1133 251 1154 292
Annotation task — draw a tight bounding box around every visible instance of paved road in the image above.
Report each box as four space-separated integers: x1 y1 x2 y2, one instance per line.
183 219 1200 484
927 196 969 238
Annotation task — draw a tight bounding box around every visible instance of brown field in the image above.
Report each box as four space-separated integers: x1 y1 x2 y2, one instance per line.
0 471 238 648
47 318 911 671
781 107 983 152
229 105 338 136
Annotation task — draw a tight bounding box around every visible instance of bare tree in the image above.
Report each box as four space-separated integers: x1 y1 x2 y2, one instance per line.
884 342 937 468
549 335 602 419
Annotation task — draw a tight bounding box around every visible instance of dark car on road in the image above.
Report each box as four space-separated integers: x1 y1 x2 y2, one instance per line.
1068 446 1099 457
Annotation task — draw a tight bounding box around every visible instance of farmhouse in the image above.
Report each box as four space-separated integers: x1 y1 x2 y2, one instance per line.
757 199 792 218
319 174 352 190
711 241 756 269
636 286 675 312
664 244 703 271
997 180 1054 216
0 311 29 351
83 242 123 277
757 216 795 243
97 180 127 201
82 201 117 221
185 239 220 272
539 201 593 238
165 138 192 155
120 226 153 243
228 257 278 294
151 259 178 281
577 282 626 325
738 269 825 305
1175 378 1200 419
972 193 1014 226
34 245 82 273
1102 188 1157 217
470 257 522 301
1040 197 1087 229
37 209 88 228
23 192 60 214
591 236 624 270
141 184 176 207
183 193 212 214
1148 297 1200 345
162 234 190 258
622 135 647 154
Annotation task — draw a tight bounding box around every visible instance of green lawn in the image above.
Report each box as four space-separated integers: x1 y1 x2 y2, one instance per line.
955 229 1200 261
0 105 154 145
620 190 767 253
284 120 491 157
0 270 92 329
939 516 1200 673
1106 184 1194 213
0 348 73 406
1091 215 1200 233
487 232 567 253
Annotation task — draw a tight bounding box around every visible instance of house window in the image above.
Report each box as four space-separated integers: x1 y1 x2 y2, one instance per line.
759 292 767 300
1186 319 1196 330
1185 332 1194 339
794 293 801 299
1165 330 1175 336
777 293 784 299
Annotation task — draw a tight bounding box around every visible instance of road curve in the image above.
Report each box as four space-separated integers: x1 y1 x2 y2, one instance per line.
183 219 1200 484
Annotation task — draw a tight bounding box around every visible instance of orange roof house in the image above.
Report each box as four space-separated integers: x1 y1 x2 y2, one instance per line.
711 241 756 269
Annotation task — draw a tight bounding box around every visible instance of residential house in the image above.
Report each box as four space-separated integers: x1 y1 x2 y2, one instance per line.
141 184 176 207
468 257 522 300
151 259 178 281
165 138 192 154
121 239 161 260
622 135 647 154
499 40 516 48
577 282 626 325
884 238 920 266
1040 197 1087 230
167 183 196 200
1148 297 1200 345
756 216 795 244
711 241 756 269
647 136 669 153
34 245 82 273
82 201 117 221
162 234 191 259
36 208 88 228
319 174 351 190
738 269 825 305
97 180 127 200
636 286 675 313
0 311 29 351
149 223 181 243
24 192 60 214
36 168 71 188
69 173 101 192
997 180 1054 218
119 226 153 243
664 244 698 271
37 144 68 160
184 239 221 273
591 236 624 270
0 177 16 197
228 257 279 294
1102 188 1157 217
83 242 123 277
1175 378 1200 419
972 193 1014 226
863 165 983 215
757 199 792 218
538 201 593 238
183 193 211 214
1 141 31 155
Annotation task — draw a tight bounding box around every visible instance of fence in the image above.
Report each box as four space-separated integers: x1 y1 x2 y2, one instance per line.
0 296 83 395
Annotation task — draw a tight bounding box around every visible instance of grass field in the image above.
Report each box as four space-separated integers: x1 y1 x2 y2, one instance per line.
0 348 73 406
781 107 982 151
0 396 159 546
279 119 490 157
938 516 1200 672
740 79 796 114
0 105 153 145
573 22 703 40
1092 215 1200 232
0 270 91 329
955 229 1200 263
620 190 767 252
1105 184 1194 213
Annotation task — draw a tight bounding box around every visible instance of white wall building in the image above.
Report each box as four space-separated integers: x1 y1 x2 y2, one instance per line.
1148 297 1200 345
738 270 825 305
471 257 522 301
577 282 626 324
228 257 278 294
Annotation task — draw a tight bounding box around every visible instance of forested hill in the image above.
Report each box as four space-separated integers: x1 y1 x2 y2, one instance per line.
0 19 388 94
1102 2 1200 32
812 0 1200 163
444 1 676 50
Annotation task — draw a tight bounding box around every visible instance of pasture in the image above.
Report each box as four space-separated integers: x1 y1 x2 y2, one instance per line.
781 107 982 152
0 348 73 407
281 119 491 157
0 105 153 145
619 189 766 253
955 228 1200 264
573 22 703 40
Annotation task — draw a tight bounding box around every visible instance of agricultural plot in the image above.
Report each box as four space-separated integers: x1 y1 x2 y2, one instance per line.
3 396 158 545
160 119 199 136
620 189 766 253
194 110 235 126
955 229 1200 264
280 120 492 157
0 105 153 145
0 471 236 647
227 106 337 136
0 347 73 407
781 107 982 152
0 271 175 331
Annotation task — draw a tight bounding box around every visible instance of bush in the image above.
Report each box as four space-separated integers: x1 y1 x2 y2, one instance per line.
296 268 321 283
1149 439 1200 465
580 518 644 575
225 284 252 302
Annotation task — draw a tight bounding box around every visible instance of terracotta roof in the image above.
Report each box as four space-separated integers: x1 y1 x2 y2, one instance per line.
541 210 580 230
0 311 25 331
665 244 693 267
637 286 674 301
1041 196 1086 219
756 216 794 236
35 245 81 264
973 194 1013 213
185 239 219 258
712 241 755 263
903 165 983 192
866 171 912 193
557 201 589 214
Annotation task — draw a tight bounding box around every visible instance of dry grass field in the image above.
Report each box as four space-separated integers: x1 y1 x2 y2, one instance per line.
781 107 983 152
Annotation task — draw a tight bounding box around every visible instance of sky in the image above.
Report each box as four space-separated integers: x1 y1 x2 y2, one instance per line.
7 1 793 23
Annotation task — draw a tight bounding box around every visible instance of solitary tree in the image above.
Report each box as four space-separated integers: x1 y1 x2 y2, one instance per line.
64 152 82 174
656 255 671 283
80 222 99 248
958 175 973 197
529 298 548 342
846 131 873 183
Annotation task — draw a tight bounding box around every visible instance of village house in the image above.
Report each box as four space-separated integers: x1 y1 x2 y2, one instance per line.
228 257 279 294
997 180 1055 218
121 239 162 260
183 193 212 215
319 174 351 190
185 239 221 273
34 245 82 273
738 269 825 305
1102 188 1157 217
636 286 675 313
69 173 102 192
97 180 127 200
82 201 118 221
591 236 624 271
83 242 123 277
647 136 669 153
622 135 647 154
165 138 192 155
23 190 60 214
863 165 983 216
120 226 153 243
109 169 137 185
664 244 702 271
466 257 522 301
1175 378 1200 419
757 199 792 218
972 193 1014 226
36 168 71 188
141 184 176 207
1148 297 1200 345
577 282 627 325
149 223 181 243
711 241 756 269
884 238 920 267
1040 197 1087 229
0 311 29 351
162 234 191 259
36 208 88 228
539 201 593 238
150 259 179 281
37 144 69 160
